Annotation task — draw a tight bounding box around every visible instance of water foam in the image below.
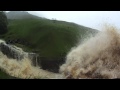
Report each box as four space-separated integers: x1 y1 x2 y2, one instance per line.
0 40 62 79
60 26 120 79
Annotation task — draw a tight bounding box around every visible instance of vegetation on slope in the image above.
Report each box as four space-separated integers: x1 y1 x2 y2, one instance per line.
0 18 98 58
0 69 19 79
0 11 8 34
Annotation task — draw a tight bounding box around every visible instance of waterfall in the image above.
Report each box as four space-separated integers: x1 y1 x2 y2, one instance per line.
0 39 63 79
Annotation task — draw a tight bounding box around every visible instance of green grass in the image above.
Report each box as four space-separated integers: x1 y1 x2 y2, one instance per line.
0 69 19 79
1 18 98 58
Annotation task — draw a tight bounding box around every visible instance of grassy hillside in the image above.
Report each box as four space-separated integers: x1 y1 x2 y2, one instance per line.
0 18 98 58
0 69 19 79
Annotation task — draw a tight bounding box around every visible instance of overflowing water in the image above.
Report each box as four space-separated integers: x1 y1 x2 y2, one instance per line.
1 25 120 79
0 40 63 79
60 26 120 79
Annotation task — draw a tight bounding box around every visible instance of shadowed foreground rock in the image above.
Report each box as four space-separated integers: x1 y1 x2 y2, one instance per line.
40 57 65 73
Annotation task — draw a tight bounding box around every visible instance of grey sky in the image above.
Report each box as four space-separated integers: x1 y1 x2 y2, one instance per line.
27 11 120 30
6 11 120 30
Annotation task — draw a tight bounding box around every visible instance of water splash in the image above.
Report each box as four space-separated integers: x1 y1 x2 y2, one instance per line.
60 25 120 79
0 40 62 79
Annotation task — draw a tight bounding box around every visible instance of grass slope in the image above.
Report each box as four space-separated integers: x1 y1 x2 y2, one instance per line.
1 18 98 58
0 69 19 79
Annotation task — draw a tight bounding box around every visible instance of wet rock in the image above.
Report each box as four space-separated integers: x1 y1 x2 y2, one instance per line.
28 53 40 66
0 42 25 60
6 39 30 46
0 40 66 73
40 57 65 73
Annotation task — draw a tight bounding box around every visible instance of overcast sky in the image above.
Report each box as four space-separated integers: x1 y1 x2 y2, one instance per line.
7 11 120 30
27 11 120 30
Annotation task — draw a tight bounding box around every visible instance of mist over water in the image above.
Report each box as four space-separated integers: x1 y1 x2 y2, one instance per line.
60 25 120 79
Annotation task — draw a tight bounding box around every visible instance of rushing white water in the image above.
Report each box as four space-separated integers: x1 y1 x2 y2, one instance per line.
60 26 120 79
0 40 63 79
2 25 120 79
